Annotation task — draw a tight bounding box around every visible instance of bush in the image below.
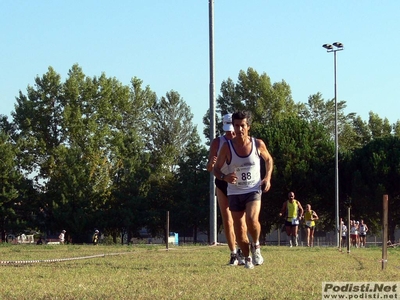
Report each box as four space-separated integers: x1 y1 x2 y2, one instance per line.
102 235 121 245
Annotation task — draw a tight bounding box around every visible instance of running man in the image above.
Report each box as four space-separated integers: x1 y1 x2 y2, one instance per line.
59 230 66 244
207 113 245 266
279 192 304 247
350 220 358 247
358 219 368 247
214 111 273 269
304 204 319 247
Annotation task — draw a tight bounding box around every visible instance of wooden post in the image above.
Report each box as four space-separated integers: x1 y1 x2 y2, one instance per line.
278 225 280 246
166 211 169 250
382 195 388 270
339 217 342 251
347 206 351 253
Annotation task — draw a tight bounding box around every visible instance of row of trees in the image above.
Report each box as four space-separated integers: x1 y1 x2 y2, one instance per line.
1 65 399 243
210 68 400 240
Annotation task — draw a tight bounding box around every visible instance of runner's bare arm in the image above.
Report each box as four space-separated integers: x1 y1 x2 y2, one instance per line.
279 201 287 217
297 202 304 218
257 139 273 192
206 138 219 173
213 143 236 184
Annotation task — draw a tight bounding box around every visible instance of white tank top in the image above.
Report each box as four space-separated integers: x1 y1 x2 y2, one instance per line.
218 136 230 175
227 137 261 195
341 225 347 237
359 224 367 234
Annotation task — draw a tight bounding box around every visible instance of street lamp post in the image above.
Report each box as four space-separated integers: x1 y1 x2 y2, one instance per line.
322 42 344 248
209 0 217 245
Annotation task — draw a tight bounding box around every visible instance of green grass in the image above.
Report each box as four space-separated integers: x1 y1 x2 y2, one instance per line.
0 244 398 299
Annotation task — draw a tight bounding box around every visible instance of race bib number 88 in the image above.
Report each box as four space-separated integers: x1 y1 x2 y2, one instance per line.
235 166 256 188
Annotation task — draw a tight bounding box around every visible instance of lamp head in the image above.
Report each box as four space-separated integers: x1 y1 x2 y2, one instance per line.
333 42 344 48
322 44 333 50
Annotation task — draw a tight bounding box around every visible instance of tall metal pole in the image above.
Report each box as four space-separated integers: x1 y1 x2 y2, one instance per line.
382 195 388 270
208 0 217 245
323 42 343 248
166 211 169 250
334 50 339 248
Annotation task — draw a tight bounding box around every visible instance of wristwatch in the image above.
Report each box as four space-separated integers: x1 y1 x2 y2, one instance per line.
220 174 225 180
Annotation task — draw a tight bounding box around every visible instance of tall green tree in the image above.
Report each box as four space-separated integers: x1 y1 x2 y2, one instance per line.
147 90 195 174
204 67 299 143
228 68 298 124
0 128 23 241
174 130 209 242
393 120 400 137
139 91 198 239
368 112 393 139
47 66 124 240
349 116 372 148
252 117 334 235
12 67 64 186
298 92 359 151
105 77 156 243
0 115 41 239
342 137 400 240
11 65 148 241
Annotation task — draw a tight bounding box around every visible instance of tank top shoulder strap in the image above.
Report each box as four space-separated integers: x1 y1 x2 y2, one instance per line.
251 137 261 157
217 136 229 154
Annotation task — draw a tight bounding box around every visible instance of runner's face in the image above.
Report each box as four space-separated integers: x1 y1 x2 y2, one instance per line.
225 131 235 139
233 118 249 138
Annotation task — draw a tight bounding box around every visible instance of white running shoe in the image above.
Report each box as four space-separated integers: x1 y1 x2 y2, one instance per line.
245 256 254 269
237 249 245 265
251 244 264 265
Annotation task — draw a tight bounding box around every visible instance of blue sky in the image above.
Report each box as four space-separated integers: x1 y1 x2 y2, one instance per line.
1 1 399 144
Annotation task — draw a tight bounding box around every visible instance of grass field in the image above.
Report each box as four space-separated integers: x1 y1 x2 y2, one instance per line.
0 243 399 300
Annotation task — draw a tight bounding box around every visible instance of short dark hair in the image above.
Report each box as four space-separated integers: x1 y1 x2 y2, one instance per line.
232 111 252 126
